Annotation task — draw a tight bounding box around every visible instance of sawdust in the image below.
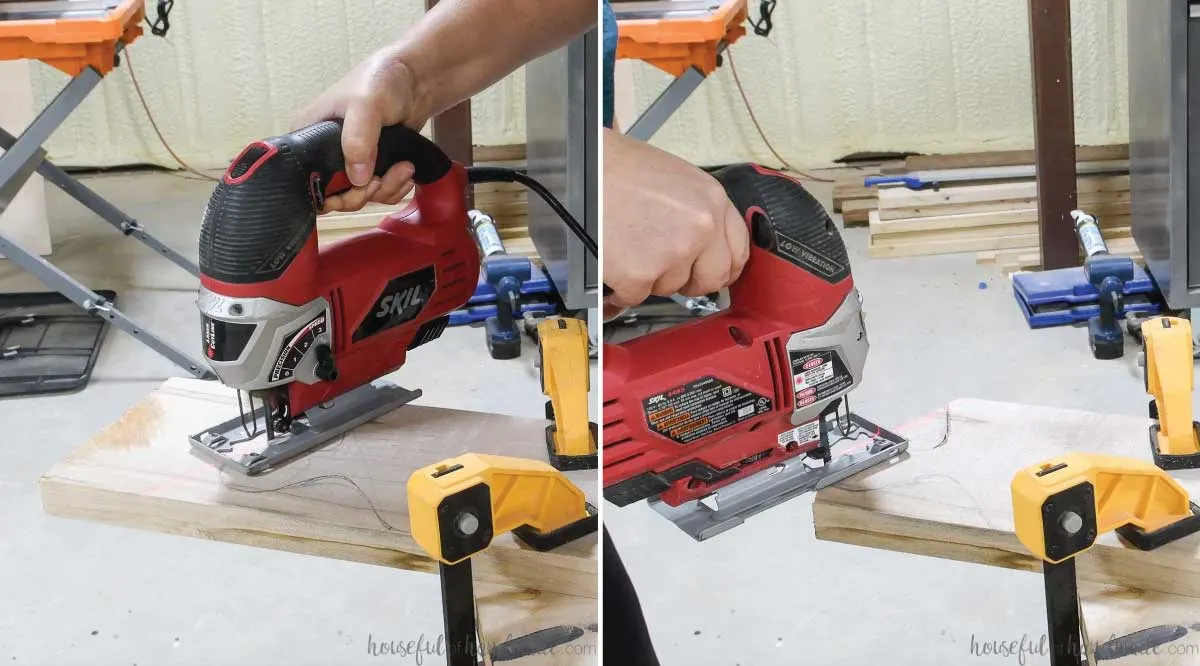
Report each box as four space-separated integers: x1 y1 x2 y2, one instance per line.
66 395 164 459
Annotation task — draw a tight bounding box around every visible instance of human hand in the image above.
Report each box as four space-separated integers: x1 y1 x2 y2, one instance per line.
294 47 427 213
601 130 750 317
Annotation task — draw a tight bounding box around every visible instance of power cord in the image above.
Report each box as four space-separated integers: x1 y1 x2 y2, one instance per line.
725 48 833 183
750 0 776 37
124 49 220 182
145 0 174 37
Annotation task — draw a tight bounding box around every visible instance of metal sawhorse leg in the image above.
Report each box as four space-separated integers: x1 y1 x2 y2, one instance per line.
623 42 728 142
0 51 213 379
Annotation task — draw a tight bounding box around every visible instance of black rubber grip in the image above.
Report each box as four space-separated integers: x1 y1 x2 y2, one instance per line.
711 164 851 284
199 122 451 284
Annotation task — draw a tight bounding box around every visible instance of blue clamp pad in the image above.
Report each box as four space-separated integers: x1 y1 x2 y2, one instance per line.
468 261 552 306
1013 264 1161 329
449 300 558 326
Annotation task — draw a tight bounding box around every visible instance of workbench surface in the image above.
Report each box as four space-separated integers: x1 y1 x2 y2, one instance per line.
813 398 1200 663
39 377 597 665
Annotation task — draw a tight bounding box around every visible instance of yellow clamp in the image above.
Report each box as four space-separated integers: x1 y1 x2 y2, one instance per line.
1011 451 1200 564
408 453 596 565
1143 316 1200 466
538 317 597 470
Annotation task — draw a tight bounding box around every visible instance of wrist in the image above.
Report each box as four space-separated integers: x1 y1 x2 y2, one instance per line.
379 45 432 124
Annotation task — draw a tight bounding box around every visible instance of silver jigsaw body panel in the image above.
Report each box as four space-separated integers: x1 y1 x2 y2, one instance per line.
197 287 331 391
784 287 868 429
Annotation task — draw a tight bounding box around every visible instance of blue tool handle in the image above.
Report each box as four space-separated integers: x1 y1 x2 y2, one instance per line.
863 175 924 189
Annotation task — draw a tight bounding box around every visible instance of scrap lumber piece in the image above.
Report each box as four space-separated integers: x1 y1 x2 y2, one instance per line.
902 144 1129 172
977 234 1142 275
840 198 876 227
868 227 1042 258
866 208 1130 259
1077 583 1200 666
869 203 1129 236
832 180 877 213
477 583 596 665
813 398 1200 599
876 189 1129 223
39 378 597 598
876 175 1129 210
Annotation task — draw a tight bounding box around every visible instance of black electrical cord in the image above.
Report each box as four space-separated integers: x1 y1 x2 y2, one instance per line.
145 0 174 37
750 0 776 37
466 166 597 259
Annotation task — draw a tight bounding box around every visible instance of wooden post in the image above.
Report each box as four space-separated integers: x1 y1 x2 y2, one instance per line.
0 60 52 257
425 0 474 208
1028 0 1078 270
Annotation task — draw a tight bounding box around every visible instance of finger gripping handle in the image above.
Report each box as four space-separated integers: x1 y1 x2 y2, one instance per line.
198 122 452 286
291 120 452 191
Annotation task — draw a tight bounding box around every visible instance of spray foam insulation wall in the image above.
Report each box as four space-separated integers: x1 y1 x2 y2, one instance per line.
25 0 525 169
24 0 1128 170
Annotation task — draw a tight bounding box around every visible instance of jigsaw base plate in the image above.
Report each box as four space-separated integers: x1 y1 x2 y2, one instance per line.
188 381 422 476
648 414 909 542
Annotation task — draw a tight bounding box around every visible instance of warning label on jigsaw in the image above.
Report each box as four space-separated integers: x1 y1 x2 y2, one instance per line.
642 376 772 445
789 350 852 407
777 419 820 447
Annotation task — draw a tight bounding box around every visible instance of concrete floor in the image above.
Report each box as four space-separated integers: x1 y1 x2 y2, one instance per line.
0 169 1177 666
603 178 1178 665
0 171 591 665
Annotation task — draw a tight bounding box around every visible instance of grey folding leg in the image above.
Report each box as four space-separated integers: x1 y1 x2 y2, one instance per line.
0 59 213 379
624 42 728 142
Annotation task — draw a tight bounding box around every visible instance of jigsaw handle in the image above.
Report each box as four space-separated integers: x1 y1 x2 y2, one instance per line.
198 121 452 287
710 164 853 321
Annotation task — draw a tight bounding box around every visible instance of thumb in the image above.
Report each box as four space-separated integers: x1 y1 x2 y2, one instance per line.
341 99 382 187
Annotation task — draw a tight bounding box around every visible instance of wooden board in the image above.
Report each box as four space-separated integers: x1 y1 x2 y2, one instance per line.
876 190 1130 223
832 180 878 212
978 235 1142 275
1078 583 1200 665
812 398 1200 599
840 198 876 227
876 175 1129 210
39 378 597 598
477 584 596 666
869 204 1131 236
902 144 1129 172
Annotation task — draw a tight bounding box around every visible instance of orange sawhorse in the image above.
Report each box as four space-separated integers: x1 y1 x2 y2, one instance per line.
614 0 748 140
0 1 211 378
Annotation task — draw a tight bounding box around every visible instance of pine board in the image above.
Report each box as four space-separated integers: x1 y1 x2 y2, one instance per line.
978 235 1142 274
476 584 596 665
869 205 1130 236
840 198 876 227
1078 583 1200 665
877 175 1130 210
812 398 1200 600
876 190 1130 222
39 378 597 598
902 144 1129 171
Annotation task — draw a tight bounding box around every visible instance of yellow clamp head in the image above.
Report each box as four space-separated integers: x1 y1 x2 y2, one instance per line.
1012 452 1200 563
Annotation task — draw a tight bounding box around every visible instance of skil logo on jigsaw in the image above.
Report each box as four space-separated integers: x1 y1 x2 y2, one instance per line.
375 284 424 319
353 266 437 342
